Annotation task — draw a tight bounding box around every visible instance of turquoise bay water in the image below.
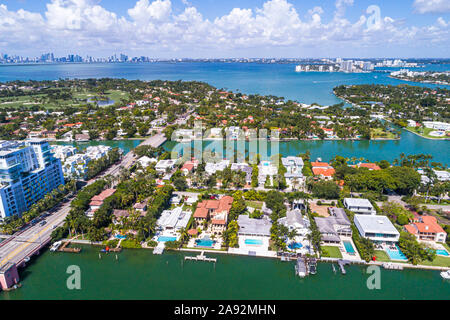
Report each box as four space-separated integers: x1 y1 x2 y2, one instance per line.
164 125 450 165
1 62 448 105
1 62 449 299
3 62 450 164
1 245 448 300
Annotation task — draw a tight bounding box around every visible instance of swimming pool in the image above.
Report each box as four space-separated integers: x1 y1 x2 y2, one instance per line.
157 236 177 242
385 245 408 261
343 241 356 254
245 239 263 245
115 234 127 239
288 242 303 249
195 239 215 247
436 249 449 256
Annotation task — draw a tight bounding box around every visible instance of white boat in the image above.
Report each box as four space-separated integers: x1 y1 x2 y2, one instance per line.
440 270 450 279
50 241 62 252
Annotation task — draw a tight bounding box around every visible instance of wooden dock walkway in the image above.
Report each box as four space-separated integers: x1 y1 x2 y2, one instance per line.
184 251 217 262
58 237 81 253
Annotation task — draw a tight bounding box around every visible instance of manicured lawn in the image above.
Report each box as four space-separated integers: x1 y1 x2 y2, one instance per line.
246 201 263 209
419 256 450 268
406 126 448 139
321 246 343 259
374 250 391 262
370 128 397 139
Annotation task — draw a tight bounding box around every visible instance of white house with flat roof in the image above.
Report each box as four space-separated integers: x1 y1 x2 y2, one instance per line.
137 156 157 168
237 215 272 237
258 161 278 185
205 160 230 175
354 214 400 244
422 121 450 131
157 206 192 231
155 159 177 173
343 198 376 215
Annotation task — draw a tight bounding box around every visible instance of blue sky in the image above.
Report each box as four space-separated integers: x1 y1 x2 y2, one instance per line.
0 0 449 58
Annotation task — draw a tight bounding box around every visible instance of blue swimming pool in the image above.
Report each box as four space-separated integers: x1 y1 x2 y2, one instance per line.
157 236 177 242
436 249 449 256
195 239 215 247
343 241 356 254
115 234 127 239
288 242 303 249
385 245 408 261
245 239 263 245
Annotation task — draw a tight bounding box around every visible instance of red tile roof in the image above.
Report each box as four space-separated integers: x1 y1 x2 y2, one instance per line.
311 162 330 167
405 215 446 235
211 219 227 225
188 229 198 236
312 168 336 177
91 189 116 201
359 163 381 170
193 207 209 219
181 163 194 171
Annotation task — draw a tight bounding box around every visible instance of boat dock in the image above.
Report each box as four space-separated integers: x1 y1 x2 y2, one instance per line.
58 240 81 253
184 251 217 262
382 262 404 270
295 257 307 277
153 242 165 255
337 259 351 274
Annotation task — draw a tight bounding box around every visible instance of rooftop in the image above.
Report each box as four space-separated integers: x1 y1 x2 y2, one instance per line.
354 214 399 235
237 215 272 236
344 198 373 208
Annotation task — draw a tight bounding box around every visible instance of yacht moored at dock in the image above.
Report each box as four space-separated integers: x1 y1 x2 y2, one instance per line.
440 270 450 279
50 241 62 252
295 257 307 277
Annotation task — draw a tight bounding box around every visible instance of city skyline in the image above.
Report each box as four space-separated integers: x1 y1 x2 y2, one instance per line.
0 0 449 58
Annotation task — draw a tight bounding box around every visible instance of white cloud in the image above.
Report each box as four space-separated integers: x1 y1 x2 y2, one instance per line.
413 0 450 14
0 0 448 56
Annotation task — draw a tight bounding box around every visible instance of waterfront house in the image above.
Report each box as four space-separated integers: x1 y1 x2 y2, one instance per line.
112 209 130 224
205 160 230 176
237 215 272 237
193 196 233 235
277 209 310 237
314 208 352 244
230 163 253 184
311 161 335 180
157 206 192 232
343 198 376 215
354 163 381 170
75 134 90 142
404 215 447 243
281 156 304 188
258 160 278 185
422 121 450 131
354 214 400 244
